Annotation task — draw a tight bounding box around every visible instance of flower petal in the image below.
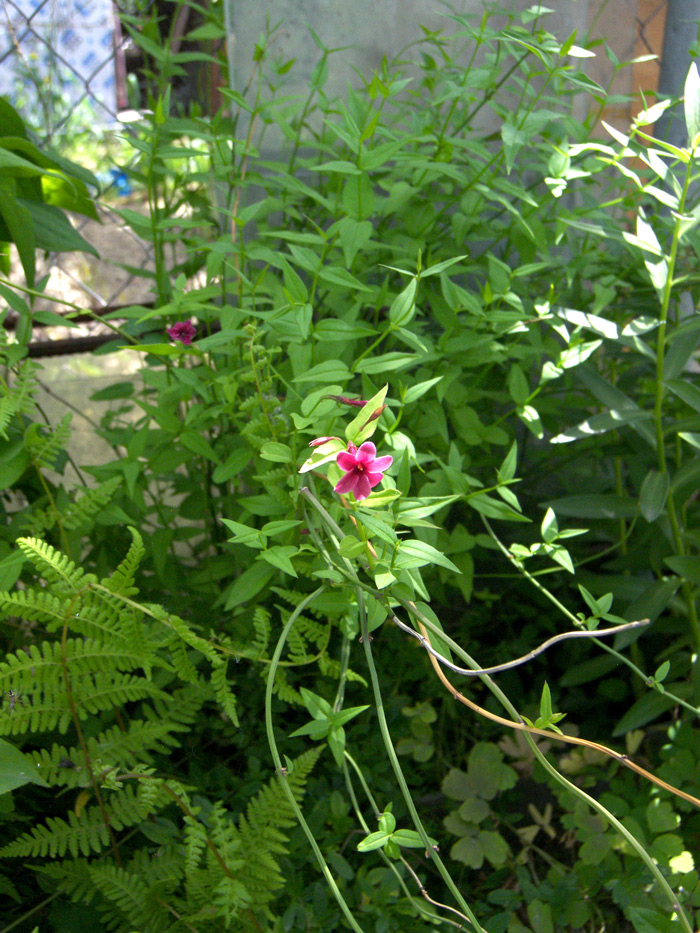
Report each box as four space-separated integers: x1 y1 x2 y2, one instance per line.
370 455 393 472
353 472 372 500
355 442 377 463
334 471 359 495
337 451 358 472
367 471 384 489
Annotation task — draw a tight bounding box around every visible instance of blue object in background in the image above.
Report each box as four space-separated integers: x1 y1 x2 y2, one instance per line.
108 168 132 197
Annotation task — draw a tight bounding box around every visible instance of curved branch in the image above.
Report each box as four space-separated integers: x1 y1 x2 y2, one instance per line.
390 613 650 676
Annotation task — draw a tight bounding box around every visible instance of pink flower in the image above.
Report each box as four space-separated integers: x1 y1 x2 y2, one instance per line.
309 436 338 447
334 442 393 501
167 321 197 345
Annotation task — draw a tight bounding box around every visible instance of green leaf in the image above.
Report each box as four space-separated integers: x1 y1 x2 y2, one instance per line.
21 199 99 256
314 319 377 342
260 442 292 463
394 539 461 573
258 546 298 577
223 562 274 609
664 325 700 379
550 408 652 444
396 496 460 523
467 492 530 522
402 377 442 405
280 257 308 303
389 278 418 327
420 255 468 278
221 519 266 549
293 360 351 384
345 384 388 445
336 217 373 266
355 509 397 544
0 738 49 793
288 720 330 740
212 447 251 482
298 437 346 474
180 430 220 463
639 470 669 522
646 799 679 834
357 831 390 852
392 829 432 849
666 378 700 412
0 181 35 286
685 62 700 146
299 688 333 720
315 160 362 175
628 907 683 933
507 364 529 404
664 556 700 582
354 352 421 375
0 550 24 591
613 690 678 735
527 899 554 933
338 535 368 558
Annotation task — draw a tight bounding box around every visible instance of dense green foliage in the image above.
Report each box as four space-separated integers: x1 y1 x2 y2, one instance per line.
1 3 700 931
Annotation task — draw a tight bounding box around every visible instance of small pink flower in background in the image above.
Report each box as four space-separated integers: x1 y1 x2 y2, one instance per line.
167 321 197 345
334 442 393 501
309 436 338 447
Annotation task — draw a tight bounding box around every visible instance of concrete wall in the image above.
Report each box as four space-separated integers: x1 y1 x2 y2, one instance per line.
224 0 677 142
227 1 590 105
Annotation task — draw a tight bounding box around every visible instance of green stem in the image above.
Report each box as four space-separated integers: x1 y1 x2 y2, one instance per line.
342 754 447 927
358 590 486 932
264 585 366 933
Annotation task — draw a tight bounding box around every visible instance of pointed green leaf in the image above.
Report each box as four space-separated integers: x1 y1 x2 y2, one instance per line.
639 470 669 522
685 62 700 146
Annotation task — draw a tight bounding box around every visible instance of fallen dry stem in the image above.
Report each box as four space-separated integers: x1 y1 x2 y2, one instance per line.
413 615 700 810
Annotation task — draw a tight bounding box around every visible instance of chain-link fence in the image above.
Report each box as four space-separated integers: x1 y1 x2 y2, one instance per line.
1 0 160 349
0 0 672 353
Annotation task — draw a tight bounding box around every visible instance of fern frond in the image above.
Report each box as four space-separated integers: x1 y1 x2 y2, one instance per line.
211 660 239 727
21 504 58 535
0 808 109 859
72 671 168 720
25 413 72 469
0 645 168 736
318 654 367 686
34 858 96 903
103 782 171 830
62 476 122 531
232 747 323 905
0 871 20 903
248 606 270 658
252 466 288 483
17 537 91 590
87 862 172 932
268 667 302 706
101 527 144 597
167 638 199 683
0 394 18 440
212 874 250 927
0 588 71 627
12 360 39 415
147 605 220 665
28 743 86 788
184 815 208 873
